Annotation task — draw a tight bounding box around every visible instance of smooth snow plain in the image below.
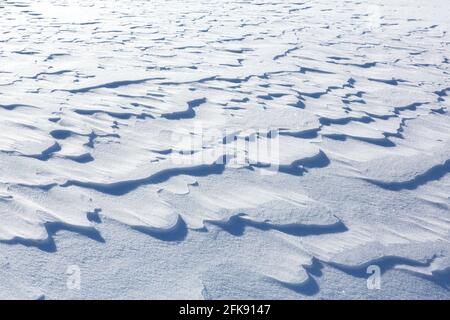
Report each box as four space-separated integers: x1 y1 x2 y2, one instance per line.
0 0 449 299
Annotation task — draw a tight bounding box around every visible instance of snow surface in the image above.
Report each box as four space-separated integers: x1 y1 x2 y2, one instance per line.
0 0 450 299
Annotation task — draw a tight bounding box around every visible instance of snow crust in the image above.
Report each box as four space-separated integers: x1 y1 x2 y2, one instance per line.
0 0 449 299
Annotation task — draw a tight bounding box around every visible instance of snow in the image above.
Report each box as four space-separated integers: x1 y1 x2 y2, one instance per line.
0 0 449 299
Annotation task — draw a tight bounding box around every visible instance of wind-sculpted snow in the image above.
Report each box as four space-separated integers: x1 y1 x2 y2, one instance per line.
0 0 450 299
